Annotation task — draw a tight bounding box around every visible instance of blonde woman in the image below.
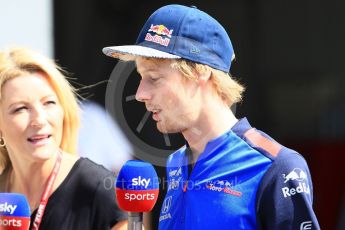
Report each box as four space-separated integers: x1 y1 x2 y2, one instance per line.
0 47 127 229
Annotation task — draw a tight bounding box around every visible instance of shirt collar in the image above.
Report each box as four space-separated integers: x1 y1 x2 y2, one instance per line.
231 117 252 139
185 117 252 162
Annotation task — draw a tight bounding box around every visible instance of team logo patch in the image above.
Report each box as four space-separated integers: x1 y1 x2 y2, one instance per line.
145 24 173 47
300 221 312 230
205 180 242 197
281 168 310 198
283 168 307 183
159 196 173 222
169 167 182 177
161 196 172 214
168 167 183 191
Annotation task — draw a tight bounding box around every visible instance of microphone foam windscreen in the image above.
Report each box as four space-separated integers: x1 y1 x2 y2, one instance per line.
0 193 30 230
116 160 159 212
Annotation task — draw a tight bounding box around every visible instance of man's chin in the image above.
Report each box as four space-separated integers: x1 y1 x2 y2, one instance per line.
157 123 181 134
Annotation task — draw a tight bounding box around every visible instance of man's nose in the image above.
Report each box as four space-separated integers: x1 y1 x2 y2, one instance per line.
135 80 152 102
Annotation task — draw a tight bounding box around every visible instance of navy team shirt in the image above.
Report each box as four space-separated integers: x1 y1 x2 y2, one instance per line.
158 118 320 230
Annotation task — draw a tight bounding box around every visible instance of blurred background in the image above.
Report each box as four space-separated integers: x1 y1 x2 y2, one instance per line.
1 0 344 229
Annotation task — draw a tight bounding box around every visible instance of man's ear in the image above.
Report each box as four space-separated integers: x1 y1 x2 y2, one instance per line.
197 68 212 85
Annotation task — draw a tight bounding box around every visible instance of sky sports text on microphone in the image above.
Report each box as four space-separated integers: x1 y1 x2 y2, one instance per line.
115 160 159 213
0 193 30 230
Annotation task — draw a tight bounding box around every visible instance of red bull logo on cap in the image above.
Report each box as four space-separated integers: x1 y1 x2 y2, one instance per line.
148 24 173 38
145 24 174 47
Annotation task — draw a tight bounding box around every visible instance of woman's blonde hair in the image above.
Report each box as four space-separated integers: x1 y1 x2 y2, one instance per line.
0 47 80 172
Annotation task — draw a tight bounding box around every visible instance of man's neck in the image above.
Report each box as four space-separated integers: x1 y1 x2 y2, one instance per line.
182 104 238 164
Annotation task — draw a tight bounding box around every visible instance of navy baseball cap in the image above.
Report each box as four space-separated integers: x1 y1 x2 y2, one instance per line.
103 4 235 73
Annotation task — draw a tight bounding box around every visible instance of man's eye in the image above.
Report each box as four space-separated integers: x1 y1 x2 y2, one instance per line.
151 77 160 82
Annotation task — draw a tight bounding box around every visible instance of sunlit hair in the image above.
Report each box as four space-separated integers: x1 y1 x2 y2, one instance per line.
0 47 80 172
171 59 244 106
119 54 245 106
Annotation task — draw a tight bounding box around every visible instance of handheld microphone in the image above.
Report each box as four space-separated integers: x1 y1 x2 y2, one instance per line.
116 160 159 230
0 193 30 230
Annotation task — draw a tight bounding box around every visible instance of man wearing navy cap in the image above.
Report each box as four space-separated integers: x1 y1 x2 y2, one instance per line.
103 4 320 230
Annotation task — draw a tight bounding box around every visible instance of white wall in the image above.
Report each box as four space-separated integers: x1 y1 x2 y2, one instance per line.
0 0 53 57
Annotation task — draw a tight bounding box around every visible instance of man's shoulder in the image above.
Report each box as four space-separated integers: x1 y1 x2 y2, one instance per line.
256 145 312 200
254 143 319 229
239 126 305 164
232 119 311 181
242 127 309 179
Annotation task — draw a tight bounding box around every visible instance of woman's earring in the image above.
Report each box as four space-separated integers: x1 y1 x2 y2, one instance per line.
0 137 6 147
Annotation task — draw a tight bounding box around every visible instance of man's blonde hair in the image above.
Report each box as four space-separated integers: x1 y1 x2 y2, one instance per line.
171 59 244 106
0 47 80 172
